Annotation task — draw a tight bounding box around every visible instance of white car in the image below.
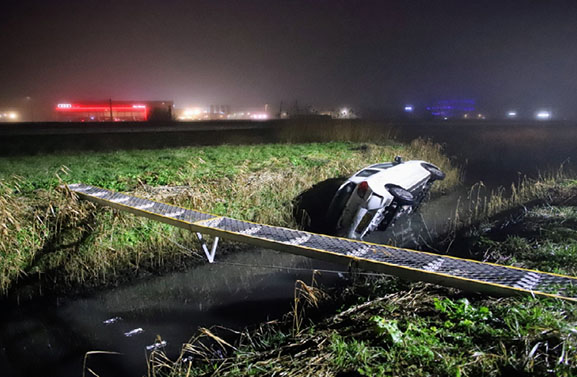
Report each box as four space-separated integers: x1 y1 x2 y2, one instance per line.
326 158 444 240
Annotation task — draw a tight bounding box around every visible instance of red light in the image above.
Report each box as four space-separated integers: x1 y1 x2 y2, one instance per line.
55 105 147 111
55 103 149 121
356 181 369 199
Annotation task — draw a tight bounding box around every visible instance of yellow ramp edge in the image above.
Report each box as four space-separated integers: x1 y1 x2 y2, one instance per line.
66 183 577 302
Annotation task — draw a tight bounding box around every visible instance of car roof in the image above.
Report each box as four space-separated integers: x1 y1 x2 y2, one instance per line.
347 160 429 189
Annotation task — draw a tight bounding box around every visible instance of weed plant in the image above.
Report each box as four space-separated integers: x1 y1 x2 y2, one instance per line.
149 280 577 377
459 181 577 275
460 164 572 228
275 119 396 144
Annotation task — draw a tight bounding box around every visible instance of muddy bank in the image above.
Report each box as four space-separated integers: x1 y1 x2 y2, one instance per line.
440 184 577 269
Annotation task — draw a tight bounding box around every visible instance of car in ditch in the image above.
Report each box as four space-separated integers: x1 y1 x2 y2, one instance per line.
326 157 445 240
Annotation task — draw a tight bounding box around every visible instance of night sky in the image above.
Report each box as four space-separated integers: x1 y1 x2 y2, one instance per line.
1 0 576 118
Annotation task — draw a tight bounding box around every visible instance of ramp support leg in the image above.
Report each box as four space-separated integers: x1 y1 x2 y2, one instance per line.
196 233 219 263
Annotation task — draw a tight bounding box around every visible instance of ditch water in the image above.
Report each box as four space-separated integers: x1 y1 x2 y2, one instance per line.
0 121 575 376
0 250 348 377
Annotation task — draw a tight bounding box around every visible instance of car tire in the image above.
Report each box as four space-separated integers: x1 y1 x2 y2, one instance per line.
421 163 446 181
386 185 414 205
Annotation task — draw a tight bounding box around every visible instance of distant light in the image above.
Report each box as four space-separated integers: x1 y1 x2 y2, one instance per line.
250 113 268 120
536 110 551 120
132 105 146 109
8 112 18 120
57 103 72 109
507 111 517 118
341 108 349 116
404 105 413 112
181 107 203 120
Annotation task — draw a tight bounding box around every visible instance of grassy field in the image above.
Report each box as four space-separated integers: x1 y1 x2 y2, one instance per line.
0 139 459 294
149 179 577 377
3 131 576 376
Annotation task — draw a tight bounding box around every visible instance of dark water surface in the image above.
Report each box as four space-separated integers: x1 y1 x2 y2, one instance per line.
0 250 346 377
1 120 575 376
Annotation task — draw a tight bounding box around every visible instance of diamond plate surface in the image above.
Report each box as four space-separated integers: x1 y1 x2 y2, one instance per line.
69 185 214 222
68 184 577 300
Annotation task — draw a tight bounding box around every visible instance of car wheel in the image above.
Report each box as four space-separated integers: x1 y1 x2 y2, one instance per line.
386 185 414 205
421 163 446 181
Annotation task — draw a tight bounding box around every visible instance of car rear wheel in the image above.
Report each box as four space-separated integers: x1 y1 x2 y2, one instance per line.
386 185 414 205
421 163 446 181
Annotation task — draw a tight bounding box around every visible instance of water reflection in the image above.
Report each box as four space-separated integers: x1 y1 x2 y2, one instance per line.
0 249 345 377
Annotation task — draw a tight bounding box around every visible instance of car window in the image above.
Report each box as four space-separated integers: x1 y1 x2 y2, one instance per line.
355 169 380 177
370 163 394 169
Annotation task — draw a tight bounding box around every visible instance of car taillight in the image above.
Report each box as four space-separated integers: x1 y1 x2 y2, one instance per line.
356 181 369 198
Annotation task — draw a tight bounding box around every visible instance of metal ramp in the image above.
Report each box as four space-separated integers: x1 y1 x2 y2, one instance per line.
67 183 577 302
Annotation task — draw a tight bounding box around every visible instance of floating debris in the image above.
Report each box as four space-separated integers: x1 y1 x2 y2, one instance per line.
124 328 144 337
103 316 122 325
146 340 167 351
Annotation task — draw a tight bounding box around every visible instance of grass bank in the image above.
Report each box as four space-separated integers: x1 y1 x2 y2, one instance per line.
0 139 459 294
148 178 577 377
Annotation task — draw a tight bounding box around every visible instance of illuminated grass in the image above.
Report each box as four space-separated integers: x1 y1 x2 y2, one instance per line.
150 285 577 377
0 140 459 294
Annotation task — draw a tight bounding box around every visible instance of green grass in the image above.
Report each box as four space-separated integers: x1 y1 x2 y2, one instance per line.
150 285 577 376
0 139 460 294
156 286 577 377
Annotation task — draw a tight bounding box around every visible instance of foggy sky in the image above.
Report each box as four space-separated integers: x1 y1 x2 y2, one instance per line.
1 0 576 118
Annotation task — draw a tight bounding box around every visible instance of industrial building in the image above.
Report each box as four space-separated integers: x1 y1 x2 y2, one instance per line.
54 100 174 122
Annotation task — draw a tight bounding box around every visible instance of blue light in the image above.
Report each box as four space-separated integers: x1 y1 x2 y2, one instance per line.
427 99 476 119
